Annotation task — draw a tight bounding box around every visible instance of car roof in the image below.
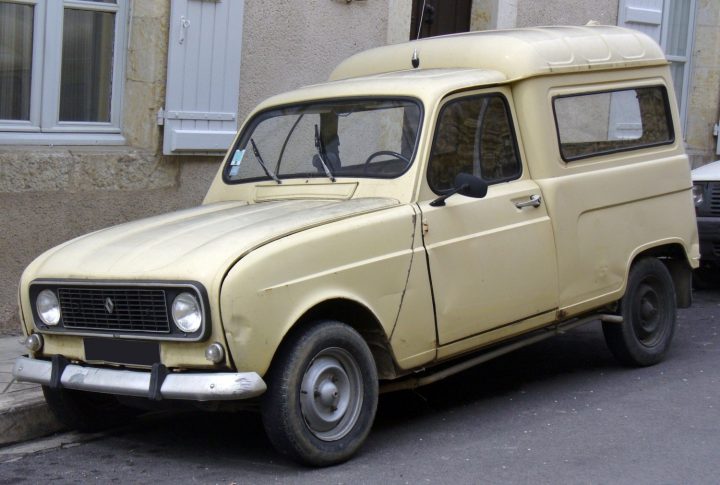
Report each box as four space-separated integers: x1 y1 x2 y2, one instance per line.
252 68 507 112
330 25 667 82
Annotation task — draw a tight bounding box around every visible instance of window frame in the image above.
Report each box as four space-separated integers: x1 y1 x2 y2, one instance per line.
222 96 425 185
426 92 522 195
0 0 128 145
660 0 696 138
552 85 676 163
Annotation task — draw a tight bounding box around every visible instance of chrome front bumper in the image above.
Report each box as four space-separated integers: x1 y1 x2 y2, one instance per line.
13 356 267 401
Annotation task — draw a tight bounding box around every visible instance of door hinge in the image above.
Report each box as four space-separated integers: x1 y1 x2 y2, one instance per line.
422 221 429 236
157 107 165 126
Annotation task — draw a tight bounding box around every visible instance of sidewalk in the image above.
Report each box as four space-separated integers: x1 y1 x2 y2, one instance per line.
0 336 63 446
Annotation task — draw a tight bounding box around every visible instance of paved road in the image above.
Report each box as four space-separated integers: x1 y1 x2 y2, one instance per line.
1 291 719 484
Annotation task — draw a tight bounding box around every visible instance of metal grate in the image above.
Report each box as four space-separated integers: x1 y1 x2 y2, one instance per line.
57 287 170 333
708 183 720 216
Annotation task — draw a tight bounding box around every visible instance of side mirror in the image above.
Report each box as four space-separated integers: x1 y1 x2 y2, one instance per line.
455 172 488 199
430 173 488 207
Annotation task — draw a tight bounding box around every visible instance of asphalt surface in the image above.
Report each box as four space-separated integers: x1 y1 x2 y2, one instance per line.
1 290 718 484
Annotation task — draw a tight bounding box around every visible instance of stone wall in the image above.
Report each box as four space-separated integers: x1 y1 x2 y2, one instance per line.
685 0 720 168
237 0 396 122
515 0 618 27
470 0 617 31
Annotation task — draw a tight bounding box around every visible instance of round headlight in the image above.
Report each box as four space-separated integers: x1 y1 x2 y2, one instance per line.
171 292 202 333
36 289 61 326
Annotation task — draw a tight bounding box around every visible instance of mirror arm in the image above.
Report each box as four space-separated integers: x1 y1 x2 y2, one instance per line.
430 184 468 207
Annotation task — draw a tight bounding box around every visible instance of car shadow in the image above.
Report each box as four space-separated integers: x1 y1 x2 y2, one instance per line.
81 321 629 470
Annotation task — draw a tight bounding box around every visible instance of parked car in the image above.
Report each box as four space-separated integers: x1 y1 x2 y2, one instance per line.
13 25 699 466
691 160 720 287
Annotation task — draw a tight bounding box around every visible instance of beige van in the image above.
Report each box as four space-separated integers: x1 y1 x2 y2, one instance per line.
14 25 699 466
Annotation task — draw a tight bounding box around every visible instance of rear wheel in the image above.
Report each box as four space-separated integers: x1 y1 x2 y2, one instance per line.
42 386 139 432
261 320 378 466
603 257 676 366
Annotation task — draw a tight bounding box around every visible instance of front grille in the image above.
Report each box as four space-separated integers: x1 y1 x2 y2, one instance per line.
57 287 171 333
708 183 720 216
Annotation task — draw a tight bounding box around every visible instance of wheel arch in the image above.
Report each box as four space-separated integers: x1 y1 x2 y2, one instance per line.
271 298 399 380
631 242 692 308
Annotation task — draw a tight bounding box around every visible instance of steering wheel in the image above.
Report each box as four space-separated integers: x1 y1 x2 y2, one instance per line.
363 150 412 174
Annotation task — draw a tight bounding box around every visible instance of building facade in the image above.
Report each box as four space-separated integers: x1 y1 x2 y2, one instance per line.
0 0 718 332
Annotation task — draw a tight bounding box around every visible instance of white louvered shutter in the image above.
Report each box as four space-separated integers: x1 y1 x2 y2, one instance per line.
161 0 244 155
618 0 663 43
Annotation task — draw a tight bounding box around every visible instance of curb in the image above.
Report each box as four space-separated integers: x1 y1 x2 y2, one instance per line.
0 388 64 447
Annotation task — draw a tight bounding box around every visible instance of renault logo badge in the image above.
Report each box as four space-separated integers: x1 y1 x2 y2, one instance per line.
105 297 115 314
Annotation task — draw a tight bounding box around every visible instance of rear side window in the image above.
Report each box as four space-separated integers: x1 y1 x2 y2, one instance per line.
428 94 521 193
553 86 674 161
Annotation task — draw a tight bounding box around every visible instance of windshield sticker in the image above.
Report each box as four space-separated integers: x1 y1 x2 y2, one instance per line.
231 149 245 166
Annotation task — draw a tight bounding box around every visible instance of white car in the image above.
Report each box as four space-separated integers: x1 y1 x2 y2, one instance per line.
691 160 720 286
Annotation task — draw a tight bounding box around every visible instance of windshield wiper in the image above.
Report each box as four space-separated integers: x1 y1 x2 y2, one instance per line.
250 138 281 184
314 124 336 182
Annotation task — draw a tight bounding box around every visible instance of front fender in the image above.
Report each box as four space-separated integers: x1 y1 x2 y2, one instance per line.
219 204 420 376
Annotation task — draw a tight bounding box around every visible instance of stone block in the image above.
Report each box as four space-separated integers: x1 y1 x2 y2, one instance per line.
123 80 163 150
127 16 169 84
695 0 720 27
132 0 169 19
691 25 720 70
68 150 178 191
685 69 720 152
0 150 73 192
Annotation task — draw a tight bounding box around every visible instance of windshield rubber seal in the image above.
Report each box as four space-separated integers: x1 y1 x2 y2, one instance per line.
222 96 424 186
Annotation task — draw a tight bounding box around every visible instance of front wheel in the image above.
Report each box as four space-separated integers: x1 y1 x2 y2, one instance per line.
261 321 378 466
603 257 676 366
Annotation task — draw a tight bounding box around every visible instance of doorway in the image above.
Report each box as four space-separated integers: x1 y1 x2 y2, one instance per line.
410 0 473 39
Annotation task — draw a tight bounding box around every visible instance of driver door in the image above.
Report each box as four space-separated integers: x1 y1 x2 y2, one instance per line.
419 91 559 346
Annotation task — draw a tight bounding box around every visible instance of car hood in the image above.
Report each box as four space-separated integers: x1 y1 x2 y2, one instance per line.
27 198 398 283
691 160 720 181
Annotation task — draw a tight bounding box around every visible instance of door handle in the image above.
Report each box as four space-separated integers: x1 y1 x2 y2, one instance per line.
514 194 542 209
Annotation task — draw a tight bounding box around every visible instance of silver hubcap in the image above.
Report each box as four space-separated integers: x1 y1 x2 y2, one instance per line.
300 347 363 441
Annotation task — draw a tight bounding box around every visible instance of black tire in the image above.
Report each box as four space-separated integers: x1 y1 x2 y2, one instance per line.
42 386 139 432
603 257 676 366
261 321 378 467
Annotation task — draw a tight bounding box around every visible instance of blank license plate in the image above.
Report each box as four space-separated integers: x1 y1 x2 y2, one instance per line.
84 338 160 366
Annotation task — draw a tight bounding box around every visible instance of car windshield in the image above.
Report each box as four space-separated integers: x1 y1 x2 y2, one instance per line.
224 98 422 183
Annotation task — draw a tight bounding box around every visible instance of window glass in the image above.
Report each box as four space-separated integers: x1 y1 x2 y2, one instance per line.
554 87 673 161
428 94 520 193
60 8 115 122
0 2 34 121
225 99 421 183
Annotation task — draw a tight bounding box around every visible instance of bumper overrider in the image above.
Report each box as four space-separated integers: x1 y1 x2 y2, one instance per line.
13 356 267 401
